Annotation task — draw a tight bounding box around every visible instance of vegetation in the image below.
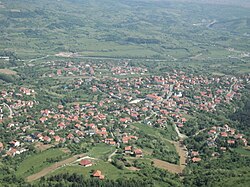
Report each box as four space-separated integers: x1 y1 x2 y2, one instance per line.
16 149 68 178
0 0 249 186
183 152 250 187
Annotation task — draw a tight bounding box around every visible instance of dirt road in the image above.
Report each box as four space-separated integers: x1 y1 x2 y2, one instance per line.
26 153 85 182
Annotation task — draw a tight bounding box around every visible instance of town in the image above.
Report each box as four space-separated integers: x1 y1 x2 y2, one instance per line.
0 59 249 182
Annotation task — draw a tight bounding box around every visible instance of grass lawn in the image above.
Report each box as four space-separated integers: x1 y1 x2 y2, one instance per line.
234 147 250 156
50 160 137 180
87 143 116 159
132 123 159 137
16 148 69 178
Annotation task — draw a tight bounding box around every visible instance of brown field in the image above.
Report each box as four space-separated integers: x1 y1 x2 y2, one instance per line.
0 69 17 75
35 142 53 151
60 148 71 153
153 158 182 174
126 166 141 171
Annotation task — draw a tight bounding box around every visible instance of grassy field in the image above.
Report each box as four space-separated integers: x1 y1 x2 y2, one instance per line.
0 69 17 75
234 147 250 156
87 143 116 159
49 160 137 180
132 123 177 152
16 148 69 178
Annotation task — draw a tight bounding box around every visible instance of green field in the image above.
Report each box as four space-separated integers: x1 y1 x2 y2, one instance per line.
132 123 177 152
49 160 137 180
87 143 116 159
16 149 69 178
234 147 250 156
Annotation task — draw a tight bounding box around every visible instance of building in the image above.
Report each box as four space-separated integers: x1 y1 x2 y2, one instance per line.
92 170 105 180
79 159 92 167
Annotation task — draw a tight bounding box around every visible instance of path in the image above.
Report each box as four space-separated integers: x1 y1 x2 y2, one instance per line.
108 149 117 162
0 102 13 118
193 128 207 137
26 153 85 182
173 123 188 139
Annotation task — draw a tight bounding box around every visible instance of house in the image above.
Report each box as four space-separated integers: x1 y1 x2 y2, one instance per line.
241 138 248 146
40 117 47 123
49 130 55 136
209 129 216 135
124 146 132 154
43 136 51 143
58 122 66 129
220 132 228 137
220 147 227 152
67 133 74 140
6 147 18 157
73 137 80 144
80 159 92 167
235 134 243 139
109 141 116 146
54 135 61 142
227 140 235 144
181 118 187 123
192 157 201 163
104 138 114 144
191 151 199 157
120 118 128 123
92 170 105 180
134 149 143 158
9 140 20 147
122 136 129 144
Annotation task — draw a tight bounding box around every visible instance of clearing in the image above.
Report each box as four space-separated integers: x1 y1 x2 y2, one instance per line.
0 69 17 75
26 153 85 182
153 158 182 174
16 148 69 178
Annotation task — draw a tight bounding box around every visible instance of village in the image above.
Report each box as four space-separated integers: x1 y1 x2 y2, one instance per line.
0 60 249 179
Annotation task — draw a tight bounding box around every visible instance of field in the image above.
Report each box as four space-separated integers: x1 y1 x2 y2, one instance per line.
0 68 17 75
87 143 116 159
16 148 69 178
153 158 182 174
48 160 137 180
234 147 250 156
0 0 249 71
132 123 177 152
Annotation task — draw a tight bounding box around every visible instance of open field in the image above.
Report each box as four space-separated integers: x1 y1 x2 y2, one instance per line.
48 160 137 180
87 143 116 159
153 158 182 174
0 0 249 65
26 153 86 182
0 69 17 75
132 123 177 152
16 148 69 178
234 147 250 156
